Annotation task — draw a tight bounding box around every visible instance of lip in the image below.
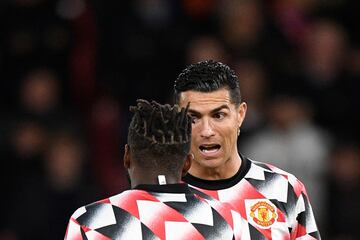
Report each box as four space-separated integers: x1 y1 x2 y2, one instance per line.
198 144 221 158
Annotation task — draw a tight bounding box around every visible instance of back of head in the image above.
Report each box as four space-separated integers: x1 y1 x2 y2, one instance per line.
127 99 191 176
174 60 242 106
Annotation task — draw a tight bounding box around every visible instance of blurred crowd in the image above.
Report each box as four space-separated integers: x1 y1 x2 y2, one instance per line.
0 0 359 239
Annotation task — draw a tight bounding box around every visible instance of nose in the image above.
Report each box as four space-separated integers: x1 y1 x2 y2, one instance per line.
199 119 215 138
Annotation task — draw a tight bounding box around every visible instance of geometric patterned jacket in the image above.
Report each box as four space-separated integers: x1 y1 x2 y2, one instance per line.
183 157 321 239
64 184 237 240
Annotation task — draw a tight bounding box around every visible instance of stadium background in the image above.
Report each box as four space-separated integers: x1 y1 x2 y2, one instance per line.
0 0 358 239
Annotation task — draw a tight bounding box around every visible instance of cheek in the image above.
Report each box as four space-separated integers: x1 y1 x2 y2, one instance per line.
190 140 197 149
190 130 198 150
190 125 200 139
221 127 237 147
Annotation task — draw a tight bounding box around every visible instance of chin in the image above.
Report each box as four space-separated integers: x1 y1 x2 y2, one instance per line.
200 158 223 168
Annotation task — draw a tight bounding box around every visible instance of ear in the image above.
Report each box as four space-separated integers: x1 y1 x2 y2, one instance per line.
237 102 247 127
123 144 131 169
181 153 193 176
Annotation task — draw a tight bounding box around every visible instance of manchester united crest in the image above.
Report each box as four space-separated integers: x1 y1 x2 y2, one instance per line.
249 200 277 228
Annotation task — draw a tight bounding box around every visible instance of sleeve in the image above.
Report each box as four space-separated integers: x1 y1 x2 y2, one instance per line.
290 177 321 239
64 205 113 240
64 207 87 240
64 217 84 240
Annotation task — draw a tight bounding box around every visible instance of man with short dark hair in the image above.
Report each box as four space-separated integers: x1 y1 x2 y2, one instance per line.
174 60 321 239
64 99 236 239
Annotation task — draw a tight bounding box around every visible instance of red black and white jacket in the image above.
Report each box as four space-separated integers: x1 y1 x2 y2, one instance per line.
64 183 237 240
183 156 321 239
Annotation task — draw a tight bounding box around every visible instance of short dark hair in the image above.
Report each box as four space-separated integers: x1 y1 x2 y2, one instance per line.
127 99 191 175
174 60 241 106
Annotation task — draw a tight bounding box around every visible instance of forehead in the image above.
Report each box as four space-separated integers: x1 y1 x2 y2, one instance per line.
179 89 233 112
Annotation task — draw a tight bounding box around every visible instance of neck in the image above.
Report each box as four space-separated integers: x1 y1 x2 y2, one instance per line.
130 171 181 188
189 154 242 180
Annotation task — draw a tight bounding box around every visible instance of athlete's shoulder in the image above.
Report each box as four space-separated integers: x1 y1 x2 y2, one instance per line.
65 189 160 240
249 157 301 178
68 189 141 220
246 157 308 196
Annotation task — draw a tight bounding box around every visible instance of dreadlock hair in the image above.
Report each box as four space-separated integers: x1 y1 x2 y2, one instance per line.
127 99 192 176
174 60 241 107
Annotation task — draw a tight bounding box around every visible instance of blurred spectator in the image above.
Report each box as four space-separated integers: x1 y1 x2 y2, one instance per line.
0 0 73 111
19 68 60 116
241 94 332 229
185 35 229 64
89 95 129 195
65 0 98 112
301 19 348 87
233 59 268 144
218 0 265 54
0 118 47 231
269 0 318 48
327 142 360 239
288 18 356 138
8 119 47 180
11 66 79 133
0 65 82 238
216 0 291 67
8 128 100 240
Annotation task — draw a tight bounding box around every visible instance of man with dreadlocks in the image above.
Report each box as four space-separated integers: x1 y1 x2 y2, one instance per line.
64 99 238 240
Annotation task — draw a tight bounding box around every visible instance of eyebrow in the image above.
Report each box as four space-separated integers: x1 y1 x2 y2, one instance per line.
188 104 230 115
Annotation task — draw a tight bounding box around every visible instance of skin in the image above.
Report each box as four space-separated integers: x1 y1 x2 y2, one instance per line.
178 88 247 180
123 144 192 188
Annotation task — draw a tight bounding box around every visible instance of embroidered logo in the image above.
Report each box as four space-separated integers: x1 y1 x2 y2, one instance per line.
249 200 277 228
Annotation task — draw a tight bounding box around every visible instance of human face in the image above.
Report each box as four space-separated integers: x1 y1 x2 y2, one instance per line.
179 88 247 178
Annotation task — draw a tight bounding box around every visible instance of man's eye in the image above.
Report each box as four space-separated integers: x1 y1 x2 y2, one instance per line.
214 112 225 119
189 115 198 123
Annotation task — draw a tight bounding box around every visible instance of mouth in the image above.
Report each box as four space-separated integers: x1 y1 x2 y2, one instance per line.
199 144 221 155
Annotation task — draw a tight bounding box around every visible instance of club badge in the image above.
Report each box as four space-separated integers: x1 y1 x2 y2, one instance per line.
249 200 277 228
